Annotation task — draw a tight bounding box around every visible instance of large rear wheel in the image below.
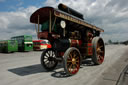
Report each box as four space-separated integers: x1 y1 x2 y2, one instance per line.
40 48 58 71
63 47 81 76
92 37 105 65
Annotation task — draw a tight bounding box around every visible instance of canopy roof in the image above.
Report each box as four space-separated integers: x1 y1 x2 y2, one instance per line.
30 7 104 32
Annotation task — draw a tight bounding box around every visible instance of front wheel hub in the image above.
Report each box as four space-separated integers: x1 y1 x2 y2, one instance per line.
48 57 54 61
72 58 76 64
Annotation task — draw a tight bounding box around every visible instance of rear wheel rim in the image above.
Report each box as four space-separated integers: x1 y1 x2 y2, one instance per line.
96 39 105 64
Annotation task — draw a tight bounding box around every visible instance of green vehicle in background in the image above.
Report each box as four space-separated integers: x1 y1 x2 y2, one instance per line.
0 40 18 53
11 35 33 51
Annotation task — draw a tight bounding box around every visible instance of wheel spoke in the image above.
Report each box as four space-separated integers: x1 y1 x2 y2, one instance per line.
99 46 103 49
72 64 79 73
67 62 72 67
74 51 78 58
47 61 53 67
47 51 50 56
74 64 78 68
49 51 51 57
73 51 76 57
97 57 101 62
67 59 72 63
76 60 79 63
100 56 104 60
98 55 104 63
46 53 49 57
44 55 48 59
45 60 49 64
68 64 73 70
69 53 73 59
71 51 74 57
100 50 103 53
52 52 55 57
50 51 53 56
44 58 48 62
50 51 52 57
75 56 79 60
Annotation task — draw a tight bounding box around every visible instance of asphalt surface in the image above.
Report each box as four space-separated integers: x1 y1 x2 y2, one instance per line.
116 65 128 85
0 45 128 85
95 45 128 85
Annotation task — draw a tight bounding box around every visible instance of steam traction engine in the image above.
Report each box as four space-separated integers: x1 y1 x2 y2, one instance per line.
30 3 105 75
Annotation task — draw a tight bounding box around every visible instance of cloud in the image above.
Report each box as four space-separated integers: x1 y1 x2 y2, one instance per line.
0 6 38 40
44 0 57 7
44 0 128 42
0 0 128 42
0 0 5 2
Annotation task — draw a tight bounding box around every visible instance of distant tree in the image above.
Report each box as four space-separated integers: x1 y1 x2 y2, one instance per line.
116 40 119 44
122 40 128 45
108 39 112 44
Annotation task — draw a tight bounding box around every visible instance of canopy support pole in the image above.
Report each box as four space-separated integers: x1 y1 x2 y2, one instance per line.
35 24 38 39
49 11 52 33
52 17 57 30
38 15 40 39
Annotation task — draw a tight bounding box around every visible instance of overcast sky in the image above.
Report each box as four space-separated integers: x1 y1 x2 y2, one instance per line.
0 0 128 42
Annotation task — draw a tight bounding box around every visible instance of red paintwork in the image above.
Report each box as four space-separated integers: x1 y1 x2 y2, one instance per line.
87 43 93 55
78 40 82 46
38 31 49 39
88 47 93 55
59 52 64 57
69 39 93 56
87 43 92 47
70 39 82 47
70 40 78 47
87 32 93 43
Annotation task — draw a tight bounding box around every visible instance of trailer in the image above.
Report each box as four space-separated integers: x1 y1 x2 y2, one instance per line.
0 40 18 53
30 3 105 75
11 35 33 51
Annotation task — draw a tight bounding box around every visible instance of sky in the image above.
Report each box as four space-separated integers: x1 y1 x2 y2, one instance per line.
0 0 128 42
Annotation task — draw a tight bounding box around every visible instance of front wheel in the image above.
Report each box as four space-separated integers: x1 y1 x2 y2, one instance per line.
63 47 81 76
40 48 58 71
92 37 105 65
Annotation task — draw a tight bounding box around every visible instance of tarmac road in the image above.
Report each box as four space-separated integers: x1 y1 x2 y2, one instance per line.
0 45 128 85
94 45 128 85
116 65 128 85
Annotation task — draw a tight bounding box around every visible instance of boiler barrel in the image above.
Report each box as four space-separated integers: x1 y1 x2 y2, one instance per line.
53 39 70 52
53 39 82 52
58 3 84 20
